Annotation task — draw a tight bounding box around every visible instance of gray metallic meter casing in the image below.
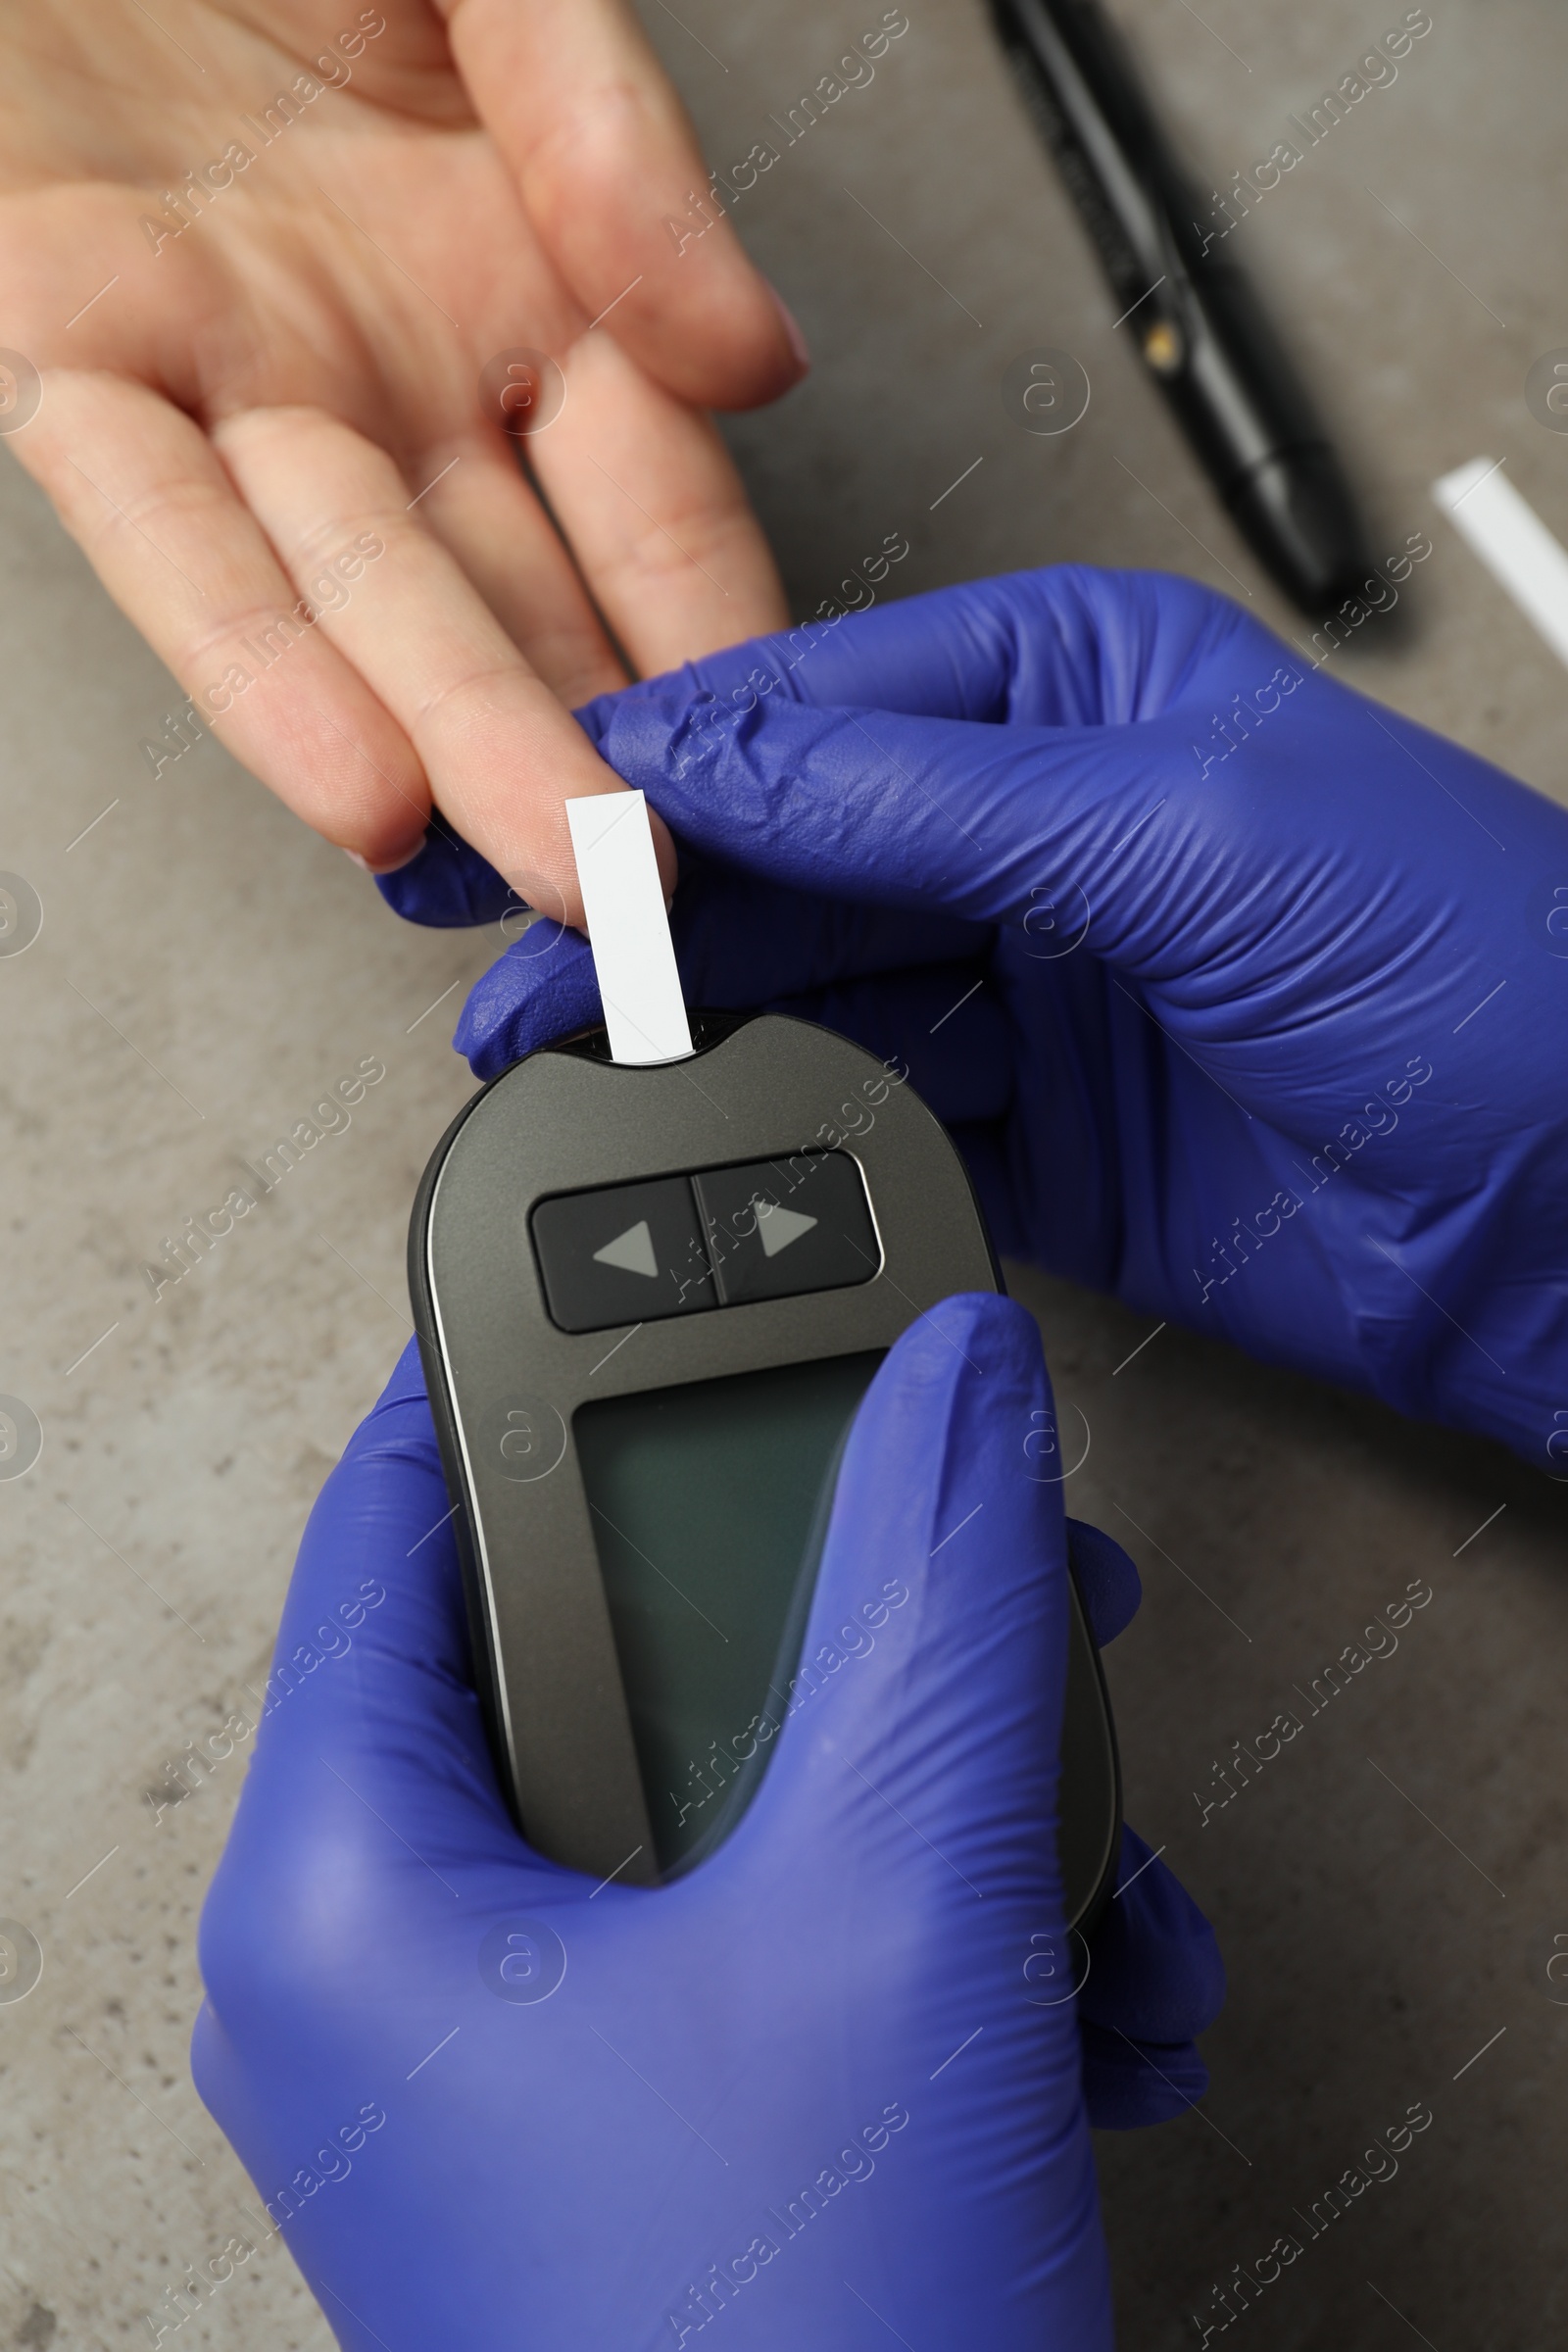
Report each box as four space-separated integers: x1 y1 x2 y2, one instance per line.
408 1009 1121 1927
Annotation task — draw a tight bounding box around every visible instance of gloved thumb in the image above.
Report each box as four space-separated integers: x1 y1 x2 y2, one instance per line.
704 1293 1109 2338
734 1292 1073 1897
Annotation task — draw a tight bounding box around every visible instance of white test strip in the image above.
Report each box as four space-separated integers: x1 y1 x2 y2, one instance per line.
1432 456 1568 672
564 791 693 1065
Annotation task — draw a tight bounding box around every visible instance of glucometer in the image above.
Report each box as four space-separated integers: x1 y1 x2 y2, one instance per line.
408 795 1122 1928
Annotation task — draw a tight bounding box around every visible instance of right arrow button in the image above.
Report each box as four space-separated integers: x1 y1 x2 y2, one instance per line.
695 1153 880 1305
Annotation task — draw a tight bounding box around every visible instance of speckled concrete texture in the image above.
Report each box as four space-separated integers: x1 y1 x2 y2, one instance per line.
1 2 1564 2347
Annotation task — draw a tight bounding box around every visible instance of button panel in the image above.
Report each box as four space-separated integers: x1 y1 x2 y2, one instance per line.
530 1152 877 1334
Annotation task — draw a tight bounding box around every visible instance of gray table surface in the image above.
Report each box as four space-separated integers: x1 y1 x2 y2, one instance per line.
2 2 1565 2345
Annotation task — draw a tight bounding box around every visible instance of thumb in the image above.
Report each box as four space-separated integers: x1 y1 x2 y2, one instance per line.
747 1293 1074 1892
714 1296 1111 2340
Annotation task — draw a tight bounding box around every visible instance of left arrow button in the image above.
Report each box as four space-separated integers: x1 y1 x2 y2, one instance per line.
531 1179 715 1333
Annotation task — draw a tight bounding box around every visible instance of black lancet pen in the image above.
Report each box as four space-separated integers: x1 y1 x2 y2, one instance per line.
989 0 1374 615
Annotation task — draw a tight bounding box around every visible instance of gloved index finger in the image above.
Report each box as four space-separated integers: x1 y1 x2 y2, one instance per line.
581 655 1192 946
578 559 1552 1044
382 565 1247 931
566 565 1286 958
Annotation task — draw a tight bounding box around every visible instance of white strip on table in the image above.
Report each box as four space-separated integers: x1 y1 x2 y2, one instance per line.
564 791 693 1066
1432 456 1568 672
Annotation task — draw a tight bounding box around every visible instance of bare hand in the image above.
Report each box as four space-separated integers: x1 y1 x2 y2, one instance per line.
0 0 804 919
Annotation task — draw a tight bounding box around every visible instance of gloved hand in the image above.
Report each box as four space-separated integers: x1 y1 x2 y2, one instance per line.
194 1298 1221 2348
382 566 1568 1474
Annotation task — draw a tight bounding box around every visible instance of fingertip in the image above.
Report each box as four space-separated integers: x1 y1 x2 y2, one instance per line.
372 828 515 927
1079 2021 1209 2131
836 1291 1055 1578
1079 1831 1226 2046
343 833 427 878
874 1290 1044 1422
595 215 808 412
1065 1519 1142 1647
766 282 811 376
642 255 809 410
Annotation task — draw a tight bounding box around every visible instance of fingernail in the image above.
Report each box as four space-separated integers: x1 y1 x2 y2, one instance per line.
343 837 425 876
767 283 810 374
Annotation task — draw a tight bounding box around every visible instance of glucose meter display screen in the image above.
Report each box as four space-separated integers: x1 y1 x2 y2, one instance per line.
574 1350 884 1872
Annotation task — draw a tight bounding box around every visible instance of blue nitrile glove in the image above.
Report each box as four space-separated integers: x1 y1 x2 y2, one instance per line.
382 567 1568 1475
192 1300 1221 2349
